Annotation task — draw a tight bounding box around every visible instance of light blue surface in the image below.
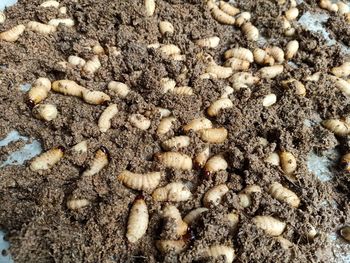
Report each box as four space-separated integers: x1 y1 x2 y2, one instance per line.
0 0 17 10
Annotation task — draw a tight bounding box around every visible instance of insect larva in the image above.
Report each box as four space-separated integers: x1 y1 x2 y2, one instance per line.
223 58 250 71
68 55 86 67
220 86 234 98
129 114 151 130
72 140 88 153
238 185 262 208
203 184 229 207
127 197 149 243
305 72 321 82
152 182 192 202
340 153 350 172
157 116 176 135
241 22 259 41
59 6 67 14
52 80 87 97
183 207 208 224
92 44 105 55
40 0 60 8
195 36 220 48
253 48 275 66
0 11 5 24
159 20 174 35
265 152 280 166
235 12 251 27
108 81 130 98
98 104 118 132
183 117 213 132
157 107 171 118
276 236 293 250
82 147 109 176
322 119 350 136
266 47 284 63
269 182 300 208
259 65 284 79
331 62 350 78
163 205 188 236
194 146 210 168
211 7 236 25
118 170 163 192
219 1 240 16
0 24 26 42
252 216 286 236
205 245 235 263
282 79 306 96
230 72 260 90
162 136 191 151
67 199 90 210
82 90 111 105
199 72 218 79
28 77 52 105
145 0 155 16
204 154 228 175
27 21 57 34
33 104 58 121
306 225 317 240
279 151 297 176
172 86 194 96
206 64 233 79
156 152 193 170
48 18 75 27
199 127 228 144
281 17 296 36
285 7 299 20
159 44 181 56
340 226 350 241
155 240 186 254
227 211 239 229
206 0 217 10
30 146 65 171
207 98 233 117
224 47 254 63
83 55 101 75
337 2 349 14
262 93 277 107
160 78 176 93
331 77 350 95
285 40 299 60
319 0 339 12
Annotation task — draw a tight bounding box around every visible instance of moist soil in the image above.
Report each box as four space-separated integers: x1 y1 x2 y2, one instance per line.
0 0 349 262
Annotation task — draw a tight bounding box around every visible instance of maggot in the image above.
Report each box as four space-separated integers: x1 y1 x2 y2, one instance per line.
195 36 220 48
241 22 259 41
223 58 250 71
224 47 254 63
155 240 186 254
67 199 90 210
269 182 300 208
331 77 350 96
266 46 285 63
118 170 164 192
204 245 235 263
52 80 87 97
285 40 299 59
206 64 233 79
83 55 101 75
194 146 210 168
162 205 188 236
27 21 57 34
127 197 149 243
82 147 109 176
219 1 240 16
227 211 239 230
340 153 350 172
183 207 208 224
235 12 251 27
238 185 262 208
283 78 306 96
340 226 350 241
229 72 260 90
129 114 151 130
172 86 194 96
40 0 60 8
157 116 176 135
156 152 193 170
279 151 297 177
159 44 181 56
0 11 5 24
152 182 192 202
157 108 171 119
82 90 110 105
92 44 105 55
305 72 321 82
322 119 350 136
198 127 228 143
162 136 191 151
319 0 339 12
220 86 234 98
331 62 350 78
337 2 349 14
285 7 299 20
33 104 58 121
59 6 67 14
276 236 293 250
145 0 156 16
207 98 233 116
258 65 284 79
98 104 118 132
253 48 275 66
252 216 286 236
204 154 228 175
262 93 277 107
159 21 174 35
0 24 26 42
203 184 229 207
28 77 52 105
30 146 65 171
108 81 130 98
211 7 236 25
183 117 213 132
72 140 88 153
160 78 176 93
48 18 75 27
265 152 280 166
68 55 86 67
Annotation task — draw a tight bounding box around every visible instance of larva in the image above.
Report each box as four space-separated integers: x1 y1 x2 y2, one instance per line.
67 199 90 210
281 17 296 36
340 226 350 241
319 0 338 12
129 114 151 130
337 2 349 14
159 21 174 35
227 211 239 229
72 140 88 153
83 55 101 75
183 207 208 224
229 72 259 90
27 21 57 34
305 72 321 82
0 11 5 24
194 146 210 168
207 98 233 116
127 197 149 243
152 182 192 202
82 147 109 176
52 80 87 97
28 77 52 105
266 46 285 63
92 44 105 55
40 0 59 8
156 152 193 170
322 119 350 136
204 154 228 175
169 54 186 61
340 153 350 172
331 62 350 78
279 151 297 176
82 90 111 105
159 44 181 56
48 18 75 27
172 86 194 96
160 78 176 93
195 36 220 48
331 77 350 96
276 236 293 250
285 40 299 60
211 7 236 25
30 146 65 171
253 48 275 66
259 65 284 79
199 72 218 79
219 1 240 16
183 117 213 132
203 184 229 207
145 0 156 16
224 47 254 63
198 127 228 143
285 7 299 20
238 185 262 208
265 152 280 166
252 216 286 236
223 57 250 71
108 81 130 98
68 55 86 67
157 116 176 135
162 205 188 236
33 104 58 121
98 104 118 132
221 86 234 98
204 245 235 263
162 136 191 151
269 182 300 208
206 64 233 79
118 170 164 192
235 12 251 27
157 107 171 118
241 22 259 41
59 6 67 14
0 24 26 42
262 93 277 107
155 240 186 254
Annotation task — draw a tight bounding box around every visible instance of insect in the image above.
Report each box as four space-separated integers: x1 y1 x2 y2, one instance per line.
162 136 191 151
156 152 193 170
266 46 284 63
203 184 229 207
195 36 220 48
223 57 250 71
0 11 5 24
206 64 233 79
67 198 90 210
282 79 306 96
331 62 350 78
82 147 109 176
194 146 210 168
28 77 52 105
83 55 101 75
152 182 192 202
33 104 58 121
275 236 293 250
0 24 26 42
117 170 164 192
265 152 280 166
238 185 262 208
92 44 105 55
337 2 349 14
157 116 176 135
219 1 240 16
319 0 339 12
285 40 299 59
183 207 208 224
204 245 235 263
184 117 213 132
159 44 181 57
259 65 284 79
82 90 111 105
108 81 130 98
155 240 186 254
159 21 174 35
285 7 299 20
52 80 87 97
330 76 350 96
241 22 259 41
229 72 259 90
224 47 254 63
40 0 59 8
268 182 300 208
252 216 286 236
162 205 188 236
145 0 156 16
235 12 251 27
322 119 350 136
279 151 297 179
27 21 57 34
129 114 151 130
204 154 228 175
262 94 277 107
207 98 233 116
160 78 176 93
48 18 75 27
126 196 149 243
253 48 275 66
98 104 118 132
198 127 228 143
227 211 239 230
68 55 86 67
30 146 65 171
172 86 194 96
72 141 88 153
211 6 236 25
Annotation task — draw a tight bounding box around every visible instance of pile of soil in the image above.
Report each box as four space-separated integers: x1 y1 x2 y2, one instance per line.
0 0 349 262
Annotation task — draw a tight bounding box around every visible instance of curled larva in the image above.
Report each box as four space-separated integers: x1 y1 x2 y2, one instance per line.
219 1 240 16
285 40 299 59
262 93 277 107
204 154 228 175
129 114 151 130
145 0 155 16
172 86 194 96
155 240 186 254
282 79 306 96
195 36 220 48
159 21 174 35
98 104 118 132
322 119 350 136
252 216 286 236
67 199 90 210
40 0 60 8
340 153 350 172
0 11 5 24
305 72 321 82
238 185 262 208
337 2 349 14
52 80 87 97
163 205 188 236
204 245 235 263
118 170 163 192
340 226 350 241
162 136 191 151
221 86 234 98
207 98 233 117
223 58 250 71
33 104 58 121
82 90 110 105
194 146 210 168
279 151 297 177
183 207 208 224
331 62 350 78
183 117 213 132
319 0 339 12
276 236 293 250
160 78 176 93
269 182 300 208
127 197 149 243
241 22 259 41
30 146 65 171
28 77 52 105
229 72 260 90
83 55 101 75
259 65 284 79
206 64 233 79
211 7 236 25
203 184 229 207
82 147 109 176
159 44 181 56
235 12 251 27
92 44 105 55
48 18 75 27
157 116 176 135
27 21 57 34
72 140 88 153
331 77 350 96
265 152 280 166
285 7 299 20
108 81 130 98
0 24 26 42
68 55 86 67
266 46 284 63
253 48 275 66
199 127 228 143
152 182 192 202
224 47 254 63
156 152 193 170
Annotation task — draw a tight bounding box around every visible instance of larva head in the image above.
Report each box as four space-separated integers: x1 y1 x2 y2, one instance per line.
27 99 36 109
202 170 212 179
182 226 195 243
57 146 66 153
135 193 145 201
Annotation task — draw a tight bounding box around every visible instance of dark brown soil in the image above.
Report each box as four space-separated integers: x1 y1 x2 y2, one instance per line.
0 0 349 262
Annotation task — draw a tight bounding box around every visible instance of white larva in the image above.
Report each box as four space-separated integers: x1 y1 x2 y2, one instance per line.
157 116 176 135
206 64 233 79
322 119 350 136
155 240 186 254
276 236 293 250
259 65 284 79
92 44 105 55
239 185 262 208
83 55 101 75
331 62 350 78
337 2 349 14
157 108 171 118
162 136 191 151
156 152 193 170
183 117 213 132
27 21 57 34
118 170 164 192
252 216 286 236
195 36 220 48
265 152 280 166
145 0 156 16
159 44 181 56
269 182 300 208
98 104 118 132
172 86 194 96
108 81 130 98
207 98 233 116
127 198 149 243
159 21 174 35
162 205 188 236
227 211 239 229
129 114 151 130
59 6 67 14
82 90 111 105
219 1 240 16
0 11 5 24
279 151 297 176
48 18 75 27
33 104 58 121
183 207 208 224
160 78 176 93
198 127 228 143
82 147 109 176
285 40 299 60
67 199 90 210
266 46 285 63
285 7 299 20
223 57 250 71
40 0 60 8
28 77 52 105
211 7 236 25
205 245 235 263
152 182 192 202
52 80 87 97
0 24 26 42
194 146 210 168
68 55 86 67
262 94 277 107
305 72 321 82
230 72 260 90
224 47 254 63
199 72 218 79
220 86 234 98
241 22 259 41
203 184 229 207
332 77 350 95
235 12 251 27
253 48 275 66
30 147 64 171
204 154 228 174
72 141 88 153
282 79 306 96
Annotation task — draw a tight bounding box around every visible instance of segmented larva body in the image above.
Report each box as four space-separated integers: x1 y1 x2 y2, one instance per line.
283 79 306 96
157 116 176 135
129 114 151 130
82 90 111 105
319 0 339 12
92 44 105 55
223 58 250 71
340 226 350 241
203 184 229 207
195 36 220 48
199 72 218 79
162 205 188 236
160 78 176 93
156 152 193 170
221 86 234 98
239 185 262 208
219 1 240 16
285 7 299 20
52 80 87 97
262 93 277 107
152 182 192 202
155 240 186 254
118 170 164 192
206 64 233 79
40 0 60 8
198 127 228 143
224 47 254 63
252 216 286 236
211 7 236 25
27 21 57 34
207 98 233 117
162 136 191 151
28 77 52 105
205 245 235 263
337 2 349 14
83 55 101 75
67 199 90 210
253 48 275 66
172 86 194 96
281 17 295 36
230 72 260 90
204 154 228 174
235 12 251 27
72 140 88 153
265 152 280 166
145 0 156 16
108 81 130 98
159 44 181 56
331 77 350 96
33 104 58 121
184 117 213 132
157 108 171 118
194 146 210 168
183 207 208 224
0 24 26 42
30 147 64 171
269 182 300 208
266 46 285 63
159 21 174 35
227 211 239 229
127 198 149 243
322 119 350 136
279 151 297 177
241 22 259 41
340 153 350 172
276 236 293 250
98 104 118 132
259 65 284 79
0 11 5 24
331 62 350 78
305 72 321 82
285 40 299 60
48 18 75 27
82 147 109 176
68 55 86 67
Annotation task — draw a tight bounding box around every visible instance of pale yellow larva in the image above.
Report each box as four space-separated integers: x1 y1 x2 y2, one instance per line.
162 205 188 236
157 107 171 118
204 154 228 174
67 199 90 210
183 117 213 132
285 7 299 20
152 182 192 202
282 79 306 96
0 24 26 42
229 72 260 90
160 77 176 93
172 86 194 96
253 48 275 66
219 1 240 16
183 207 208 224
305 72 321 82
52 80 87 97
319 0 338 12
276 236 293 250
30 147 65 171
253 216 286 236
33 104 58 121
331 77 350 95
155 240 186 254
162 136 191 151
227 211 239 230
92 44 105 55
118 170 163 192
340 226 350 241
27 21 57 34
207 98 233 117
199 72 218 79
156 152 193 170
238 185 262 208
220 86 234 98
157 116 176 135
127 197 149 243
322 119 350 136
235 12 251 27
331 62 350 78
223 57 250 71
159 44 181 56
266 46 285 63
241 22 259 41
40 0 60 8
285 40 299 60
195 36 220 48
203 184 229 207
337 2 349 14
98 104 118 132
224 47 254 63
108 81 130 98
82 90 111 105
269 182 300 208
28 77 52 105
262 93 277 107
281 16 295 36
129 114 151 130
72 140 88 153
265 152 280 166
259 65 284 79
83 55 101 75
204 245 235 263
306 224 317 240
159 21 174 35
194 146 210 168
68 55 86 67
82 147 109 176
279 151 297 176
0 11 5 24
48 18 75 27
206 64 233 79
145 0 155 16
198 127 228 143
211 7 236 25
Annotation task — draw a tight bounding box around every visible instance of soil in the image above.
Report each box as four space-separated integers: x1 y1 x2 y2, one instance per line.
0 0 349 262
